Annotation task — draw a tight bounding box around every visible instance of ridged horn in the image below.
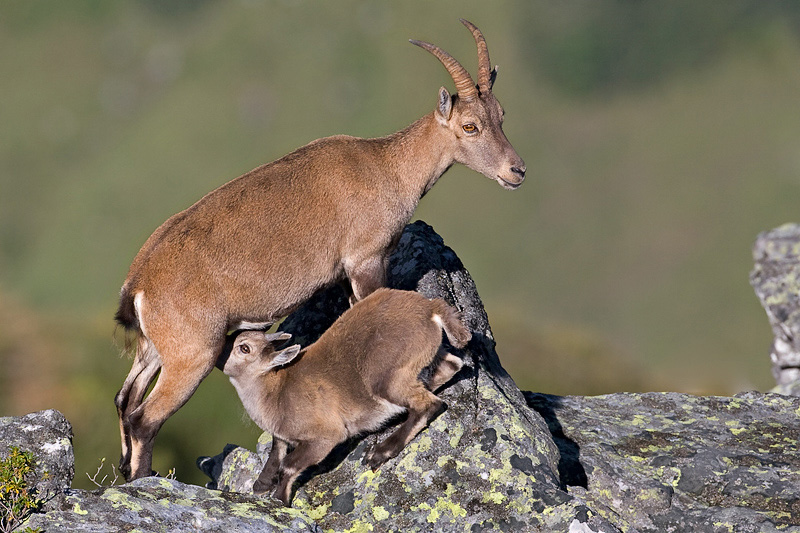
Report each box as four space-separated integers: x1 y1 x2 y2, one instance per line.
460 19 492 94
410 38 478 102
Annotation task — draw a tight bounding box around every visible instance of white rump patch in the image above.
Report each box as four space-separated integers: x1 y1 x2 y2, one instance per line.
431 314 444 328
134 291 148 337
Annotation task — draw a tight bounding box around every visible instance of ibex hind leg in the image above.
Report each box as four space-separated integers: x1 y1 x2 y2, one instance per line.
365 384 445 470
428 349 464 392
115 337 161 479
125 338 221 480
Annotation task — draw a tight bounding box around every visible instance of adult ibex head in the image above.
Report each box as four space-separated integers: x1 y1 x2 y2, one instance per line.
114 19 524 481
411 19 525 190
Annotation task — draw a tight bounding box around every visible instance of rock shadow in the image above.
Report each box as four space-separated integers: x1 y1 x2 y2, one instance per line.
524 392 588 490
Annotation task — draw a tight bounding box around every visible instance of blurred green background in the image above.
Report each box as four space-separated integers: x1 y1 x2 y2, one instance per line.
2 0 800 488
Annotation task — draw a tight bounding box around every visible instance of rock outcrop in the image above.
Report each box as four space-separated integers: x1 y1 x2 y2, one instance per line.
751 223 800 395
3 221 799 532
527 391 800 532
199 221 614 532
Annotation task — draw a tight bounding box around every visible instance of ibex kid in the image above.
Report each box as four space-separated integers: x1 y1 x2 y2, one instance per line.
115 19 523 480
221 288 471 506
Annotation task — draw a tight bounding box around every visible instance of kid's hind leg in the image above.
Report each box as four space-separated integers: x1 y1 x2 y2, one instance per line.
428 349 464 391
365 383 446 471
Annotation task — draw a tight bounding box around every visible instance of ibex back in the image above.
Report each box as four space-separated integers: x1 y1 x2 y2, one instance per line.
115 19 524 480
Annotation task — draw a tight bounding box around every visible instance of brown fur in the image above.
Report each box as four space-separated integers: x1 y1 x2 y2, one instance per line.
114 20 522 481
222 288 470 505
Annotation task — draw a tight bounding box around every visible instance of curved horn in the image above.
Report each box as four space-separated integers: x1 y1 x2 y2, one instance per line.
460 19 492 94
410 39 478 102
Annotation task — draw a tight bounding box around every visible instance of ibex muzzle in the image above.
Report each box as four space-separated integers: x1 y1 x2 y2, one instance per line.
114 19 524 481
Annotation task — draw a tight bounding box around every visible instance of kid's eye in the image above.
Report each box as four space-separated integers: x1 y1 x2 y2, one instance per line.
239 344 251 354
462 123 478 134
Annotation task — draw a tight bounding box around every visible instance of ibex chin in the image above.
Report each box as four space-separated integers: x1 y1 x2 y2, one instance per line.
221 288 470 506
115 19 524 481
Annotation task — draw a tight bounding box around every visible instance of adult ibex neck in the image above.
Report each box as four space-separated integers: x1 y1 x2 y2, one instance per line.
379 113 455 201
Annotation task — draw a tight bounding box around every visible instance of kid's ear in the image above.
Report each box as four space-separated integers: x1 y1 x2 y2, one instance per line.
435 86 452 125
268 344 301 368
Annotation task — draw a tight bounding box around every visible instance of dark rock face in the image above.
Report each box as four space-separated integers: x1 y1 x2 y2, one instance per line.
750 223 800 395
6 221 800 532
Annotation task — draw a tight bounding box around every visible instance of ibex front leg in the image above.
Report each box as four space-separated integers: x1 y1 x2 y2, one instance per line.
345 255 388 305
272 439 338 506
253 437 289 495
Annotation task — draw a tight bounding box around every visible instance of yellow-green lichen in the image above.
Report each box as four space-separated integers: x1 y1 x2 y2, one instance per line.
72 502 88 515
483 491 506 504
356 469 378 485
428 497 467 523
415 435 433 454
421 499 458 525
294 498 331 521
170 497 196 508
341 519 374 533
448 423 464 448
103 490 145 513
372 505 390 521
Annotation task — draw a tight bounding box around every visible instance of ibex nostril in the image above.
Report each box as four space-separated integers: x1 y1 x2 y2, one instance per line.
511 166 526 179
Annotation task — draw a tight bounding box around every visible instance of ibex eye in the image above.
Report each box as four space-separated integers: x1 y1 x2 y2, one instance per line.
239 344 251 354
462 123 478 134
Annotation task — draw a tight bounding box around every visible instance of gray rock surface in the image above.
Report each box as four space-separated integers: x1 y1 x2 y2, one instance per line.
5 221 800 532
24 477 319 533
0 409 74 501
526 390 800 532
750 223 800 395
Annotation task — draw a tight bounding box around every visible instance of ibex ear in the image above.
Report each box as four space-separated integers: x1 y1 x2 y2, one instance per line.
489 66 498 90
268 344 301 369
435 86 452 125
264 331 292 345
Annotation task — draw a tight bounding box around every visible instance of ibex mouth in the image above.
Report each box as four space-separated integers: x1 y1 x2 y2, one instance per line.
497 176 523 190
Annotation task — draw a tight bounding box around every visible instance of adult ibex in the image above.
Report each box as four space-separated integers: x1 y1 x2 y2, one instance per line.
222 288 470 505
115 19 524 480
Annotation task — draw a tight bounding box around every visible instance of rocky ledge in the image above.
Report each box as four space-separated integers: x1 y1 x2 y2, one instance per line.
751 223 800 396
3 222 800 532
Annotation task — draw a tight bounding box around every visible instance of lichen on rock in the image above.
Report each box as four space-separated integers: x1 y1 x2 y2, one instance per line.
527 390 800 531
